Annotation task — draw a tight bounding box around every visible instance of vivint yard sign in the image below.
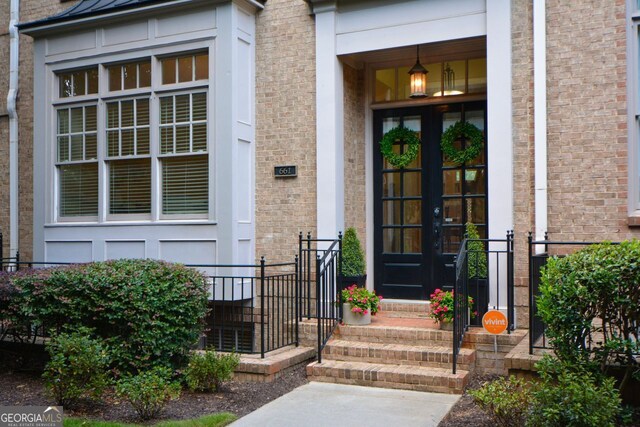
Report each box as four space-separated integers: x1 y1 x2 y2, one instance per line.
482 310 507 335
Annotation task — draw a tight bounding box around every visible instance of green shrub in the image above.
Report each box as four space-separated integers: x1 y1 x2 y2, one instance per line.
342 227 365 277
466 222 487 279
184 350 240 392
43 328 111 406
116 367 181 420
11 259 209 374
469 376 535 427
537 241 640 392
528 357 621 427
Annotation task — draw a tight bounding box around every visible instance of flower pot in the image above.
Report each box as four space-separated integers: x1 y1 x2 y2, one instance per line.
439 320 454 331
339 275 367 294
342 303 371 325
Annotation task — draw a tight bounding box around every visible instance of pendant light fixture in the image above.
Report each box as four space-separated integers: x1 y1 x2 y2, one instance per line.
409 45 428 98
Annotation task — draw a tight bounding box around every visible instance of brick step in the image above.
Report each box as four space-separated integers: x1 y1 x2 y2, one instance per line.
380 299 431 314
323 340 476 371
306 360 469 394
335 324 453 345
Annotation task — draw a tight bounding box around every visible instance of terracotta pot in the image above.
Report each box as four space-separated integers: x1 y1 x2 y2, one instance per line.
342 303 371 325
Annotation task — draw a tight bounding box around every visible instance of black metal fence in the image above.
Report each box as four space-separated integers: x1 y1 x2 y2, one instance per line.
453 231 514 374
298 233 343 363
527 233 620 354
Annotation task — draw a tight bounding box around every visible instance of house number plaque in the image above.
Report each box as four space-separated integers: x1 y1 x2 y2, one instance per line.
274 165 297 178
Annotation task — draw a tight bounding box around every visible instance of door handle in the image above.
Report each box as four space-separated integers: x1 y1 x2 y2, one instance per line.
433 207 441 249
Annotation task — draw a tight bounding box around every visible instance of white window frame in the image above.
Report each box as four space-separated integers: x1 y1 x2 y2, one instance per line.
628 1 640 214
50 46 211 224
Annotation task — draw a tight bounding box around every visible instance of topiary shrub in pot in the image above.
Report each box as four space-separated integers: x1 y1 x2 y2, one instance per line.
340 227 366 288
466 222 488 325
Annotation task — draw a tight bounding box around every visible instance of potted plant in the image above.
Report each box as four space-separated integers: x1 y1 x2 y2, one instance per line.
340 227 366 289
339 284 381 325
466 222 489 325
428 288 475 330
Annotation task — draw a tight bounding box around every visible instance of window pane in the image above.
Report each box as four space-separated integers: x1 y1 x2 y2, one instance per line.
383 228 401 253
404 200 421 225
162 58 176 84
59 73 73 98
139 61 151 87
110 159 151 214
192 93 207 121
162 156 208 214
404 228 422 253
70 135 83 161
442 227 463 254
87 68 99 94
137 128 150 155
70 108 83 133
123 63 137 90
375 68 395 102
72 71 86 96
467 198 486 224
382 172 400 197
398 66 411 100
192 123 207 152
195 53 208 80
137 99 149 126
175 125 190 153
426 62 441 97
85 106 97 132
107 103 119 128
468 58 487 94
443 198 462 225
121 100 134 128
442 61 465 95
443 170 462 195
178 56 193 82
107 131 119 157
57 109 69 134
160 127 173 154
465 169 486 194
85 134 97 160
109 66 122 91
58 136 69 162
175 95 190 123
121 129 135 156
59 163 98 216
382 200 401 225
160 97 173 124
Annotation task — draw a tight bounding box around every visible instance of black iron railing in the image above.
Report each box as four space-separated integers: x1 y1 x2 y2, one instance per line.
298 232 343 362
0 257 298 358
527 233 620 354
453 231 514 374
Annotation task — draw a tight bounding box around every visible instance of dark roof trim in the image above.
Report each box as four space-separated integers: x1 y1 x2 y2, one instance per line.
18 0 175 31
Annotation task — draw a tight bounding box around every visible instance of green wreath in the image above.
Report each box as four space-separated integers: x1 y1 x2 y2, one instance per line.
379 126 421 169
440 121 484 165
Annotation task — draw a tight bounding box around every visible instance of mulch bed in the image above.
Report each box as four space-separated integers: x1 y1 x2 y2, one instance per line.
0 365 309 423
438 373 497 427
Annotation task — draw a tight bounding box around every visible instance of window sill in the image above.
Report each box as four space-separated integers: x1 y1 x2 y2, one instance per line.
45 220 217 227
628 214 640 227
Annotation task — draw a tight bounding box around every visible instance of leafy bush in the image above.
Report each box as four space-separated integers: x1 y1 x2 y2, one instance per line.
11 259 209 374
43 328 111 406
116 367 181 420
469 376 535 427
427 288 474 324
466 222 487 279
342 227 365 277
537 241 640 392
528 357 621 427
184 350 240 392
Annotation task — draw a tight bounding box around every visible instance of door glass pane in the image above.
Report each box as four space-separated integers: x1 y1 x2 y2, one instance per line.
465 110 485 131
404 116 421 132
468 198 486 224
404 228 422 253
404 200 421 225
442 112 461 131
382 200 401 225
465 169 485 194
403 172 421 196
382 117 400 134
443 198 462 225
383 228 401 253
383 143 401 169
442 227 463 254
443 169 461 195
382 172 400 197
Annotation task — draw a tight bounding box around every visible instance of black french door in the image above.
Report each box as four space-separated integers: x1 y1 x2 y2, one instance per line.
373 101 487 300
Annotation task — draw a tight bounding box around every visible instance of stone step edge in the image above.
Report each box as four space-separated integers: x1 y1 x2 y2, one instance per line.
323 339 476 367
306 360 468 394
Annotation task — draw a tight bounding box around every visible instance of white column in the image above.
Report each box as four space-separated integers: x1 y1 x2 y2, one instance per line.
486 0 513 310
534 0 548 243
315 5 345 239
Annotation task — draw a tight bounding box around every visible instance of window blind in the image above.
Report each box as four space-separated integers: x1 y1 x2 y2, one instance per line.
162 156 208 214
59 164 98 217
110 159 151 214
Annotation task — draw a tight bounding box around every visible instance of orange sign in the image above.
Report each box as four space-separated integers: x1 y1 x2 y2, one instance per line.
482 310 508 335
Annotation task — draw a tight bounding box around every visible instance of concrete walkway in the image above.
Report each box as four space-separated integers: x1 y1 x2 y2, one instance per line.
230 382 460 427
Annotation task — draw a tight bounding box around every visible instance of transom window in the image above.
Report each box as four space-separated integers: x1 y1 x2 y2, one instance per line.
54 51 210 221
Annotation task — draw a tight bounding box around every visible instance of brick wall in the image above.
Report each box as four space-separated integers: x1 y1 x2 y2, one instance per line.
254 0 317 263
343 64 367 249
